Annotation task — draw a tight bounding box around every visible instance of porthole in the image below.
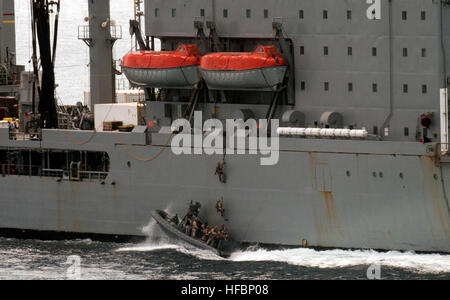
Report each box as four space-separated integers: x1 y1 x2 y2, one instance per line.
421 11 426 21
372 83 378 93
402 11 407 20
421 48 426 57
422 85 427 94
403 48 408 57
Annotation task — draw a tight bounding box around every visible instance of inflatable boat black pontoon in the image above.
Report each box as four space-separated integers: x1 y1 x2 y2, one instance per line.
151 210 238 258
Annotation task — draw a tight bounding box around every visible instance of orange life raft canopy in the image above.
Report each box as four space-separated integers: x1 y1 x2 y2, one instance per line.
199 46 288 91
122 44 201 69
122 45 201 89
200 46 286 71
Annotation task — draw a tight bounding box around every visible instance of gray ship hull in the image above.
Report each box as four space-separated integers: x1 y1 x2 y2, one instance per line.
2 0 449 255
0 128 448 253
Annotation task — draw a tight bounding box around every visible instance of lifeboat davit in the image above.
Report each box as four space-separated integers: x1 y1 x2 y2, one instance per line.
199 46 287 91
122 44 201 89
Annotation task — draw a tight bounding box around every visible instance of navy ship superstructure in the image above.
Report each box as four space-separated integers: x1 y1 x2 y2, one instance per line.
0 0 448 253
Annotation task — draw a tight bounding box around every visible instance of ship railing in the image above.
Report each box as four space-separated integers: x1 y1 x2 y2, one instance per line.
0 64 11 86
1 164 43 177
9 130 41 141
78 24 122 42
110 25 122 41
42 168 65 178
1 164 108 181
77 25 90 42
116 76 131 91
79 171 108 181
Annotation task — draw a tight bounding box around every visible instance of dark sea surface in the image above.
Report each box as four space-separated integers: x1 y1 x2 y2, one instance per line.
0 221 449 280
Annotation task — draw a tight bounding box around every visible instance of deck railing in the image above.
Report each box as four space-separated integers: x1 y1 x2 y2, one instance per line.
1 164 108 181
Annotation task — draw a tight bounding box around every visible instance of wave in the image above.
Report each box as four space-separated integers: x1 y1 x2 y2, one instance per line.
229 247 450 274
120 216 450 275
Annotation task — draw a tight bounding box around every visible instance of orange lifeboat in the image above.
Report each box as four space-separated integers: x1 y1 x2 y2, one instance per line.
199 46 287 91
122 45 201 89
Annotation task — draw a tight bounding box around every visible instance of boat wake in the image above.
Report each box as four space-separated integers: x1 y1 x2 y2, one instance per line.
229 247 450 274
116 216 225 261
119 237 450 274
118 217 450 274
117 218 181 253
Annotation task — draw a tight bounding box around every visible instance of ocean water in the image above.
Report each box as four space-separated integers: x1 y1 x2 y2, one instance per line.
0 219 449 280
6 1 450 281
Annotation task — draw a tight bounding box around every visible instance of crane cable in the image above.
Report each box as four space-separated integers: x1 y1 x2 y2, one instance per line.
63 101 115 145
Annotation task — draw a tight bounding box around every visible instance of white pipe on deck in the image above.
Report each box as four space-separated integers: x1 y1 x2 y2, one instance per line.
277 127 369 139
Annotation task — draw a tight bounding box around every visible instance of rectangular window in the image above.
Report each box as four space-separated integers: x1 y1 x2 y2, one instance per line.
372 83 378 93
323 10 328 19
404 127 410 137
172 8 176 17
372 47 377 57
223 9 228 18
348 47 353 56
200 9 205 17
300 46 305 55
246 9 251 18
299 10 304 19
155 8 160 17
422 84 428 94
301 81 306 90
324 46 329 56
373 126 379 135
402 11 407 20
403 84 409 93
324 82 329 91
348 82 353 92
264 9 269 19
347 10 352 20
421 11 426 21
403 48 408 57
422 48 427 57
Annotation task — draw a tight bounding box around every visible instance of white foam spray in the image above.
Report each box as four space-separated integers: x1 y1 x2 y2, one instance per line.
117 204 182 253
229 247 450 274
118 211 450 274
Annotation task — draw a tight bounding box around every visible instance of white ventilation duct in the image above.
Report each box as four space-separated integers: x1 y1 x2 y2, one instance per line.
277 127 369 139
